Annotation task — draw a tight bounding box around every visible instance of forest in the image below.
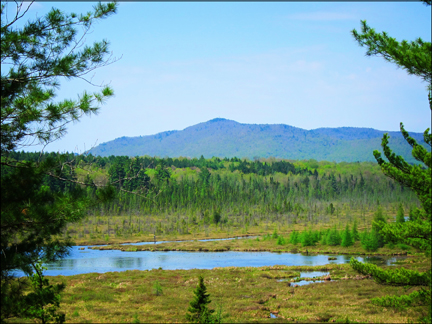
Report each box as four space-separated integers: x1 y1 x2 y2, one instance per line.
5 151 420 247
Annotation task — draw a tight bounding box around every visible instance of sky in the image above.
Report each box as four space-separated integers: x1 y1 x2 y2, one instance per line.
4 1 431 153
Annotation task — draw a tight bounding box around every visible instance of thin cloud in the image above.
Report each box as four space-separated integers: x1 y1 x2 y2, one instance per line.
287 11 357 21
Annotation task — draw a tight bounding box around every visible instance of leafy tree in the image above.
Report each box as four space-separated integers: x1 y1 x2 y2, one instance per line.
1 2 118 322
186 276 215 323
350 2 431 322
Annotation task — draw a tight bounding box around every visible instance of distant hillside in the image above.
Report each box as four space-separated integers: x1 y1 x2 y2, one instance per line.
89 118 428 163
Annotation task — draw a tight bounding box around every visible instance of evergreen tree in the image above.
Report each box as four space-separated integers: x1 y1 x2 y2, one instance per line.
372 206 387 248
360 229 380 252
301 230 315 247
350 2 431 321
289 230 300 245
186 276 215 323
396 203 405 223
1 2 118 322
341 224 354 247
326 227 342 246
352 219 360 242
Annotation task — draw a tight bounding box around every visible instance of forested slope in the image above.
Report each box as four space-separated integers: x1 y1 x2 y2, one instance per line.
88 118 428 163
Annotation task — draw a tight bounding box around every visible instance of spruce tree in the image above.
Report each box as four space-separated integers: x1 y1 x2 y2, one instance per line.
350 1 431 322
351 219 360 242
396 203 405 223
186 276 215 323
341 224 354 247
301 230 315 247
371 206 387 248
326 226 342 246
289 230 300 245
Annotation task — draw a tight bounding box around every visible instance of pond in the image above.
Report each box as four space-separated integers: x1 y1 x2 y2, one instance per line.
12 244 405 277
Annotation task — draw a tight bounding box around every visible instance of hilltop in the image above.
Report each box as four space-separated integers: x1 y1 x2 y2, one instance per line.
88 118 427 162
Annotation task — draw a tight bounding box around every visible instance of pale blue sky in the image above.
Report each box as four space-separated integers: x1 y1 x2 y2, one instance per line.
6 1 431 154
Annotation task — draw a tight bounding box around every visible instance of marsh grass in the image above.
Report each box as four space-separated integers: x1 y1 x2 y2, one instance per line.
91 237 414 256
70 210 380 246
9 259 430 323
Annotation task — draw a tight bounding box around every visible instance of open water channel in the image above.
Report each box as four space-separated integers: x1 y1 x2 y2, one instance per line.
13 237 404 277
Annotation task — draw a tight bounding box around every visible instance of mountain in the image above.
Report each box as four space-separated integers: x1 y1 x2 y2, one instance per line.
88 118 427 163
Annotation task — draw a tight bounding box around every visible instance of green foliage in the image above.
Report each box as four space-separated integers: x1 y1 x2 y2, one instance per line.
289 230 300 245
23 263 66 324
0 262 66 324
396 203 405 223
276 236 286 245
326 227 342 246
360 229 380 252
301 230 315 247
132 313 140 324
350 258 430 286
397 243 411 251
351 219 360 242
212 210 221 225
351 3 431 321
328 203 335 215
271 228 279 239
371 206 387 248
153 280 163 296
186 276 215 324
341 224 354 247
0 2 118 322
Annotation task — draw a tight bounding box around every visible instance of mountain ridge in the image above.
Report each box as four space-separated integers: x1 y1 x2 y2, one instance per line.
89 118 427 163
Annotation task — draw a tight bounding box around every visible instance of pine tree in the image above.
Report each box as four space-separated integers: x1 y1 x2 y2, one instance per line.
1 2 118 322
350 2 431 321
186 276 215 323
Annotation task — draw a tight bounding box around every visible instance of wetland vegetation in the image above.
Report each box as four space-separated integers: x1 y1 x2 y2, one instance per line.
8 257 431 323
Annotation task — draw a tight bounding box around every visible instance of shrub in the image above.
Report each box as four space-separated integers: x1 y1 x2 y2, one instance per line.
153 280 163 296
397 243 411 251
276 236 286 245
271 228 278 239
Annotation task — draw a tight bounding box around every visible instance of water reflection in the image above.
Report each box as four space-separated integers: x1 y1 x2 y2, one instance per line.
11 246 406 278
300 271 329 278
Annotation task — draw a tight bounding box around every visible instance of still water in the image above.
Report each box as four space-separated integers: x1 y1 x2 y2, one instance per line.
12 244 404 277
